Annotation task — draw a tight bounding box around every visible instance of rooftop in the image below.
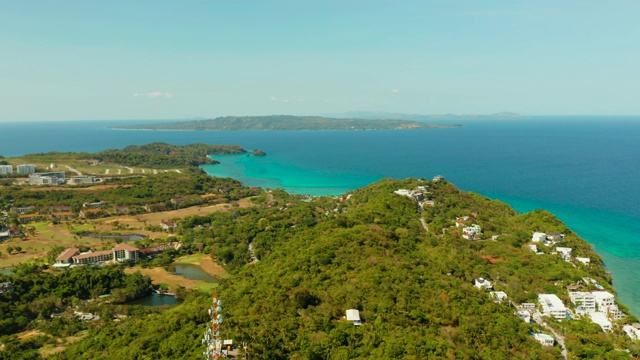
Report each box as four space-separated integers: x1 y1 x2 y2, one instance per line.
56 248 79 261
73 250 113 260
113 243 139 252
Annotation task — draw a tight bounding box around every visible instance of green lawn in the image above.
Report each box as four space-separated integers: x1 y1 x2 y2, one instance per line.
174 253 206 264
196 282 219 293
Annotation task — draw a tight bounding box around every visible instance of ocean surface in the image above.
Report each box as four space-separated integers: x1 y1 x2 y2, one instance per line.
1 117 639 316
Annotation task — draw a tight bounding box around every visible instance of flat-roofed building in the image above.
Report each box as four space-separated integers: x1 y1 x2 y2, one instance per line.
533 333 554 346
0 165 13 174
345 309 362 326
569 292 596 314
17 164 35 174
590 312 612 332
538 294 567 320
70 176 97 184
592 291 615 311
28 172 66 185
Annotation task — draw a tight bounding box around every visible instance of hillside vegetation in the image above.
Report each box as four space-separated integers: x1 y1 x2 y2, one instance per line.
46 179 639 359
6 143 247 169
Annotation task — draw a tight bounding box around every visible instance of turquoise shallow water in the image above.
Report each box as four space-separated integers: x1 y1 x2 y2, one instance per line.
1 117 639 316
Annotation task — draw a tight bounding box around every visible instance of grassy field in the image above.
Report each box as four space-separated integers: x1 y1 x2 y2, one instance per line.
0 199 253 270
5 157 186 177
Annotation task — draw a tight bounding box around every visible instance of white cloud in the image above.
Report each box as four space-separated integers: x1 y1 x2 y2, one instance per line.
389 89 400 94
133 91 173 98
270 96 290 103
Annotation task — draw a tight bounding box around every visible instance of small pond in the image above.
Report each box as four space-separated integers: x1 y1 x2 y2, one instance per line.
0 268 13 275
126 292 178 306
77 232 147 242
172 264 220 283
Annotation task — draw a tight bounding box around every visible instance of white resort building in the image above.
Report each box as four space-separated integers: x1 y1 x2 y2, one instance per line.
538 294 567 320
569 292 596 314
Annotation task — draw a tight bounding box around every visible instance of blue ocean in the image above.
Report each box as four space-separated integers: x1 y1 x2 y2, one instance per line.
1 117 639 316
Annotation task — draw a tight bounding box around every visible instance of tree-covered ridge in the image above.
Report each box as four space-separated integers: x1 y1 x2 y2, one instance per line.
53 179 639 359
94 142 247 167
113 115 462 131
6 143 248 169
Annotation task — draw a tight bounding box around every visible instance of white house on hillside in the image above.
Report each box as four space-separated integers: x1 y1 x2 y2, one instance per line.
533 333 554 346
532 232 547 243
569 292 596 314
345 309 362 326
490 291 508 303
538 294 567 320
474 278 492 290
590 312 612 332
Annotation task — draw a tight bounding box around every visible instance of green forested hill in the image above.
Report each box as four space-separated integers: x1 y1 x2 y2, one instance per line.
113 115 461 131
46 179 638 359
9 143 247 168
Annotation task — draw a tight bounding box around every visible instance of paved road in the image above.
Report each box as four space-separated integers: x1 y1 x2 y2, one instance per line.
248 242 259 264
64 165 82 176
419 218 429 232
532 312 567 359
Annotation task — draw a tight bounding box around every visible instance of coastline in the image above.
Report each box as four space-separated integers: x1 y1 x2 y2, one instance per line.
202 152 640 317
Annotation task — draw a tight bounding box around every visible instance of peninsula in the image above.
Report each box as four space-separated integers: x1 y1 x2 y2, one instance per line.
112 115 461 131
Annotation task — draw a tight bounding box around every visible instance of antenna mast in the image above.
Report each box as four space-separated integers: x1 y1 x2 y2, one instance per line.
202 293 224 359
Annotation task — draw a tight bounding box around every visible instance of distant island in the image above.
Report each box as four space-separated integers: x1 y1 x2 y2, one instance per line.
112 115 462 131
322 111 523 121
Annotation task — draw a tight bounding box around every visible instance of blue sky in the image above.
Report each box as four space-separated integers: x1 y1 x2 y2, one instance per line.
1 1 639 121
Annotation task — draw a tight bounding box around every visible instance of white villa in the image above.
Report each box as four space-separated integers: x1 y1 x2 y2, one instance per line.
555 247 572 261
490 291 508 303
592 291 615 311
517 310 531 323
533 333 554 346
474 278 492 290
345 309 362 326
590 312 612 332
538 294 567 320
623 325 640 340
532 232 547 243
576 257 590 265
462 224 482 240
569 292 596 314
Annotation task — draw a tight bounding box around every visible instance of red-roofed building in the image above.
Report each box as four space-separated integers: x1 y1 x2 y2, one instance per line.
113 243 140 262
73 250 113 264
55 248 79 265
